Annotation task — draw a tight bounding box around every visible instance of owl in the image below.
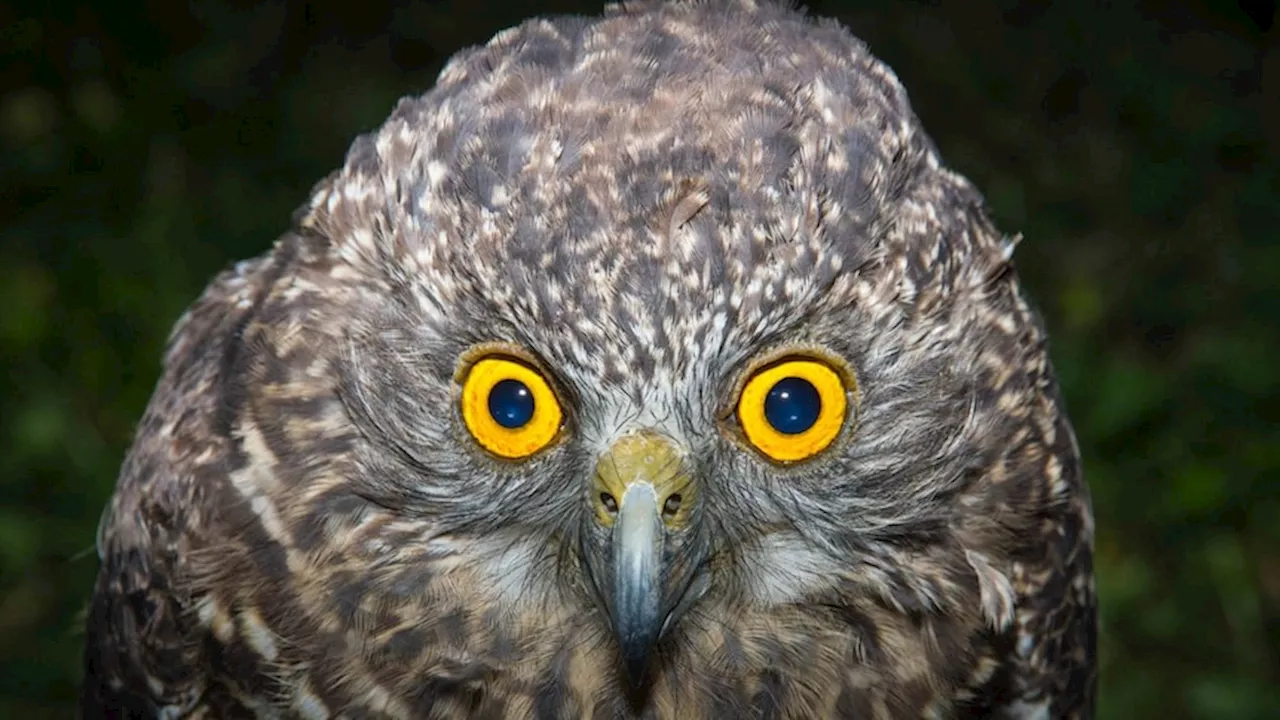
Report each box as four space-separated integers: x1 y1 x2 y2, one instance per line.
82 1 1096 718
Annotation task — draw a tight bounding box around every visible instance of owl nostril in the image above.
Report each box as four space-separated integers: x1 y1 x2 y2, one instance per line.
662 494 682 520
600 492 619 515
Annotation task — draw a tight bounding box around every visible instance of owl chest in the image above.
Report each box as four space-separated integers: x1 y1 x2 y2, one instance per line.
193 612 972 720
189 556 990 720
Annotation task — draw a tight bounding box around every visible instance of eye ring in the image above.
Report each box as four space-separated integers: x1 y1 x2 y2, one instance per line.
460 355 563 459
735 355 850 463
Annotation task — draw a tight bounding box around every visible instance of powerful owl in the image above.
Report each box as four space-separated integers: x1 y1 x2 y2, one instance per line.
82 1 1096 718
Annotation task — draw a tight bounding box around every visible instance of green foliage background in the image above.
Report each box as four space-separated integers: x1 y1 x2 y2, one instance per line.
2 1 1276 717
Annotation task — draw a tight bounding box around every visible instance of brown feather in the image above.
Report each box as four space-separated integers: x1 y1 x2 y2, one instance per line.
84 2 1095 718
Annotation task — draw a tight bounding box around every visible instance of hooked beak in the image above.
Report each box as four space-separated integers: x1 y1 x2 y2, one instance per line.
590 431 698 686
612 481 665 683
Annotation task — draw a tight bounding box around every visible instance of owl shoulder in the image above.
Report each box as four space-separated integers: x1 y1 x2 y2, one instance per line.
81 242 299 717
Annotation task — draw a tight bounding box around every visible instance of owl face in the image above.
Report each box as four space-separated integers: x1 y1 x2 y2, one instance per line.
448 340 862 679
335 159 992 687
322 0 1024 688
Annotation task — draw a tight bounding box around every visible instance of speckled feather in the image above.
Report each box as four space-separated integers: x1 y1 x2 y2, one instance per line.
83 1 1095 718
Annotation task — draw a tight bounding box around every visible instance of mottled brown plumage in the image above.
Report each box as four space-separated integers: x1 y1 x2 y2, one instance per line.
83 1 1096 718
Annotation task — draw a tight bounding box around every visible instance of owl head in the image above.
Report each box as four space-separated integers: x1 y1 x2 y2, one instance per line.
267 0 1068 684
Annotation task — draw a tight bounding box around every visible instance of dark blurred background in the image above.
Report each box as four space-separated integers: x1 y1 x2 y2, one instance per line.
2 0 1277 717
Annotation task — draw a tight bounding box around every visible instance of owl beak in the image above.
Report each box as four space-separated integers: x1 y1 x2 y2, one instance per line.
612 481 665 684
591 431 696 686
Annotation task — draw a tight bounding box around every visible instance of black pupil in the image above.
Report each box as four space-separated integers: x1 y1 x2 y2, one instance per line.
763 377 821 435
488 379 535 429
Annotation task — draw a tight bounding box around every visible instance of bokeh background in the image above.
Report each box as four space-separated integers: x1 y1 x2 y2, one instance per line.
3 0 1277 716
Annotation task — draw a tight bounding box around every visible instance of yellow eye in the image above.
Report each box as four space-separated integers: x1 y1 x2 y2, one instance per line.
461 356 563 459
736 357 849 463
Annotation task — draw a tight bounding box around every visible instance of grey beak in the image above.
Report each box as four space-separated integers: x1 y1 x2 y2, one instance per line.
611 481 665 685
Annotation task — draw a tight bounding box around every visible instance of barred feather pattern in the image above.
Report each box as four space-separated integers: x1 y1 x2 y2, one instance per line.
83 2 1095 718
